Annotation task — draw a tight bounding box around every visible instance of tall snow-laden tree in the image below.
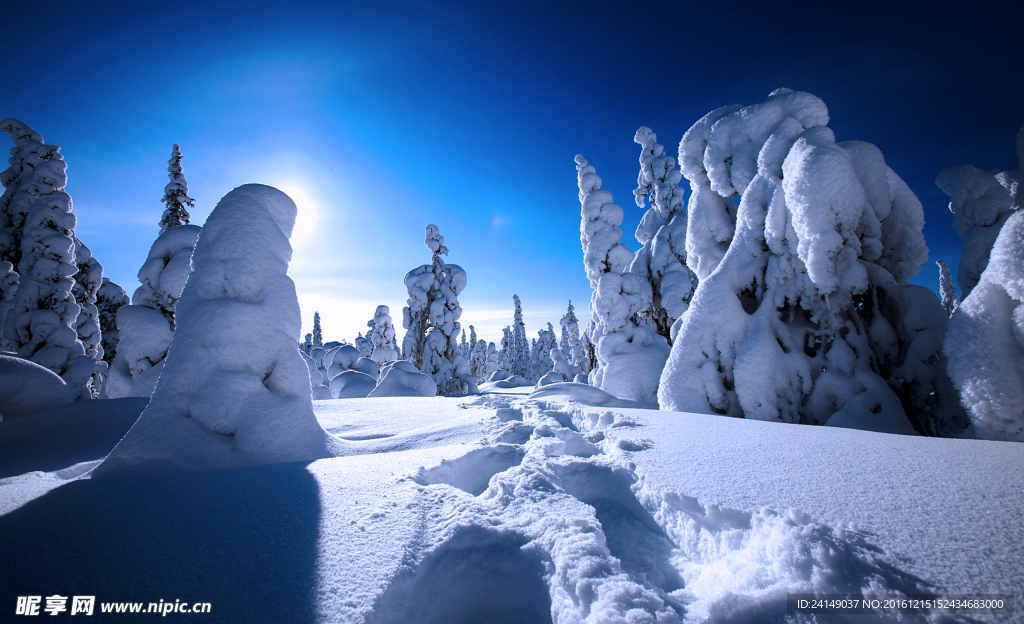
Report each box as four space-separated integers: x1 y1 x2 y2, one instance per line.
71 237 105 395
105 224 201 399
935 126 1022 299
499 325 512 372
312 312 323 349
660 89 965 437
576 154 669 403
510 295 529 378
368 304 398 366
529 323 556 381
629 127 698 342
401 225 475 394
96 277 129 366
469 325 477 353
303 333 313 354
0 119 94 396
460 328 468 358
96 184 331 476
937 260 959 317
469 337 488 382
159 144 195 233
945 210 1024 441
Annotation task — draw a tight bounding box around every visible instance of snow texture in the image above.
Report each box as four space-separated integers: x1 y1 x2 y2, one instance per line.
659 89 958 436
158 143 194 233
576 154 669 403
95 184 332 476
369 305 399 367
945 210 1024 442
401 225 475 395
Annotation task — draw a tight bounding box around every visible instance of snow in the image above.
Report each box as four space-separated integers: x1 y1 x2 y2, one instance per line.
0 354 75 420
2 392 1020 623
94 184 333 476
369 359 437 398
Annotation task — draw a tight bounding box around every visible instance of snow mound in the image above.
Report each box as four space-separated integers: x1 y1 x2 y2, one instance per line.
369 360 437 398
534 371 564 388
94 184 332 476
0 355 76 420
330 370 377 399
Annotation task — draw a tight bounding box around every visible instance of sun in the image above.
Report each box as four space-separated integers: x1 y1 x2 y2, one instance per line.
275 183 320 248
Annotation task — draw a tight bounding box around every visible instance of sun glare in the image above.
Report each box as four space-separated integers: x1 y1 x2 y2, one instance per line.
277 183 319 247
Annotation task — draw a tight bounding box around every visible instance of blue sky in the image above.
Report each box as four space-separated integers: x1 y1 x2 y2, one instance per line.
2 0 1022 343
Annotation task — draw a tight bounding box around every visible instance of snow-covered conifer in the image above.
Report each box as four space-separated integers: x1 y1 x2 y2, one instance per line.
937 260 959 317
368 304 398 366
499 325 512 371
0 261 17 350
945 210 1024 441
469 325 477 352
96 184 332 476
469 337 488 382
460 328 468 358
510 295 529 378
71 237 103 362
400 225 475 394
629 127 698 341
528 323 556 381
303 333 312 353
0 119 93 396
312 312 323 349
935 127 1022 299
485 341 502 375
559 300 587 373
96 277 129 365
158 144 194 233
105 224 201 398
576 154 668 402
661 89 961 436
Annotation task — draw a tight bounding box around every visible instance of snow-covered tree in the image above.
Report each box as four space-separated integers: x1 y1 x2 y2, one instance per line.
71 237 105 395
529 323 556 381
0 261 17 351
0 119 94 396
510 295 529 378
312 312 323 349
937 260 959 317
576 154 669 403
559 300 588 373
105 224 201 398
460 328 468 358
629 127 698 341
935 126 1022 299
485 341 502 376
95 184 332 476
96 277 129 365
401 225 475 394
945 210 1024 441
158 144 194 233
660 89 963 436
303 333 312 354
469 337 488 383
368 304 398 366
499 325 512 371
550 346 576 381
469 325 477 352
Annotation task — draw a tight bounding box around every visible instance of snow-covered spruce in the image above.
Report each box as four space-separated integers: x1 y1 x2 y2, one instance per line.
936 127 1022 299
303 333 312 354
95 184 333 476
96 278 129 366
508 295 529 378
312 311 323 349
105 224 201 398
368 304 398 367
158 144 194 233
576 154 668 403
629 126 698 342
0 119 94 397
468 334 489 383
661 88 965 437
559 299 588 374
0 261 17 350
945 210 1024 441
71 237 105 394
400 225 475 395
937 260 959 317
528 323 556 381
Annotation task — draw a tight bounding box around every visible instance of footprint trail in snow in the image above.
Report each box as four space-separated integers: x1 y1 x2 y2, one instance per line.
371 395 940 624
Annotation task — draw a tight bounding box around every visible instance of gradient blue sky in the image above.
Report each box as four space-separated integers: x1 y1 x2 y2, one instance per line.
2 0 1022 343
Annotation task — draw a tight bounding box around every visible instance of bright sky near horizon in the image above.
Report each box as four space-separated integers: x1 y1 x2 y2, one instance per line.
2 1 1022 344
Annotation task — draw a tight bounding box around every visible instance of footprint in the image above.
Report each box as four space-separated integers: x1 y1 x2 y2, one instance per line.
366 526 552 624
411 444 526 496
